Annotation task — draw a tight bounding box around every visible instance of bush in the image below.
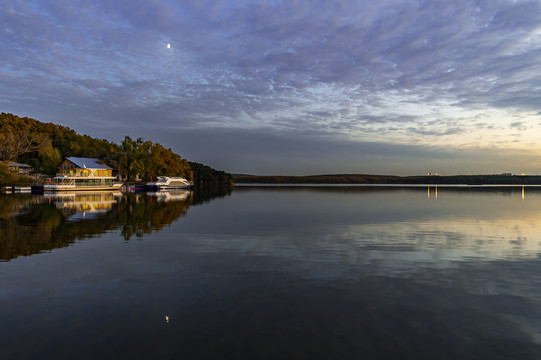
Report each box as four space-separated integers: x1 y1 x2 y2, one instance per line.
0 162 16 186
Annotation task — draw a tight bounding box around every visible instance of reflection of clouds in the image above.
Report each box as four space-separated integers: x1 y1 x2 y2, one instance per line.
5 188 541 356
182 215 541 280
177 211 541 348
341 217 541 265
179 188 541 279
336 219 541 272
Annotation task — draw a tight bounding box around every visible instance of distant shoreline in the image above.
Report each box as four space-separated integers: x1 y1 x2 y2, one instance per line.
233 174 541 185
233 183 541 187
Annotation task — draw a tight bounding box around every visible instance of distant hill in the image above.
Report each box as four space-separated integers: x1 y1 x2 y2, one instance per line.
234 174 401 184
234 174 541 185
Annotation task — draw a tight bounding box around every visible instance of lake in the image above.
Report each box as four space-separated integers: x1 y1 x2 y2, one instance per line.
2 185 541 359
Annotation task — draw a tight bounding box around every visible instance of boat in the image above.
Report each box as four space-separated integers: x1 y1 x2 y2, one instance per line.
44 157 123 192
44 175 123 192
146 176 193 190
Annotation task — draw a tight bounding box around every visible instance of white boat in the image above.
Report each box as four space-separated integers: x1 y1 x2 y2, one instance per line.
44 157 123 192
146 176 193 190
44 175 123 192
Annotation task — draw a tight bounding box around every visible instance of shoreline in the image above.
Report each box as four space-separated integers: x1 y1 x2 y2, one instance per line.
233 174 541 185
233 183 541 187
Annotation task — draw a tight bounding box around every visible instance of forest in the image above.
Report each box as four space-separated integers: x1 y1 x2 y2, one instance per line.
0 112 233 186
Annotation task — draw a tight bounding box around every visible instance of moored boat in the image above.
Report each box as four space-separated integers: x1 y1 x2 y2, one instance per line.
44 157 123 192
146 176 193 190
44 175 123 192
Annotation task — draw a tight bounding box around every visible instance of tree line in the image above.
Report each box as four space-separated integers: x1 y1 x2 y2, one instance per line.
233 173 541 185
0 112 232 185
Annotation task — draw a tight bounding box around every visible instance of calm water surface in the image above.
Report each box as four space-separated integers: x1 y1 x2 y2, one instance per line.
2 186 541 359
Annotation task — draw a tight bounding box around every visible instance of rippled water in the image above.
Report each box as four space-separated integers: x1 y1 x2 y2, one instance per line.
2 186 541 359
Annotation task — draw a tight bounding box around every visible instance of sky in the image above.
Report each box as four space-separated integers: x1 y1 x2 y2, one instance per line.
2 0 541 175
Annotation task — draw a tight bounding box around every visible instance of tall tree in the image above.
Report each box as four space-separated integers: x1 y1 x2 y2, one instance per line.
39 146 62 175
149 143 192 181
0 129 51 161
119 136 149 182
0 161 16 185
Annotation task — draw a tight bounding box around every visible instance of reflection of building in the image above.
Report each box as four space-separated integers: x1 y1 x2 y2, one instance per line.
147 190 192 202
8 161 32 174
45 192 121 221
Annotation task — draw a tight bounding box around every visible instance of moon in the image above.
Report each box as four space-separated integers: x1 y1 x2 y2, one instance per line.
167 43 171 49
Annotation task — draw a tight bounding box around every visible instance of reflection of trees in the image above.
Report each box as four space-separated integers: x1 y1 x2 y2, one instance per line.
192 185 232 205
114 193 192 240
1 200 65 261
1 189 232 261
0 193 40 218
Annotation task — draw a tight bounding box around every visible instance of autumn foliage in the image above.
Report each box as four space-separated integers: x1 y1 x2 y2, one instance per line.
0 113 231 185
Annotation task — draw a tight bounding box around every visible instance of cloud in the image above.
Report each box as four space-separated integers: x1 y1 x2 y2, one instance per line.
510 121 528 131
137 126 540 176
2 0 541 174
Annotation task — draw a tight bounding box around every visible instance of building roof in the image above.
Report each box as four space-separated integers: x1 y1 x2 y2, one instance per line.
66 157 112 170
8 161 32 168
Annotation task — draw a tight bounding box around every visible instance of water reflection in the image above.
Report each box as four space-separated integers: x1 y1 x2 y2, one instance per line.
147 190 192 202
427 185 438 199
199 186 541 267
3 185 541 359
0 188 230 262
45 192 122 221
